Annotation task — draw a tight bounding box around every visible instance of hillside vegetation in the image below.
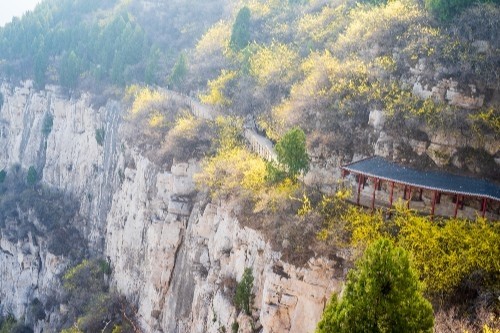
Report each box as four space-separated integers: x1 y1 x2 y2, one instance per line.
0 0 225 90
2 0 498 170
192 0 498 170
123 0 499 331
1 0 499 332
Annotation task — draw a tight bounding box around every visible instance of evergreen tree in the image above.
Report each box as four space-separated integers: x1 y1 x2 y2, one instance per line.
234 268 254 315
32 34 48 89
317 239 434 333
361 0 388 5
425 0 500 20
145 46 161 85
0 169 6 184
42 113 53 137
34 49 48 89
168 52 188 88
230 7 251 51
27 166 38 186
59 51 80 89
110 51 126 85
275 127 309 180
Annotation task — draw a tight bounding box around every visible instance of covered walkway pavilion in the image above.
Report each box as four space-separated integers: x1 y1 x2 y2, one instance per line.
341 156 500 219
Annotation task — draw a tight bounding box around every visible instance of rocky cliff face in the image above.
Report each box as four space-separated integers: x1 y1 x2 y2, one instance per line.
105 151 342 332
305 72 500 190
0 81 341 332
0 81 121 250
1 78 497 332
0 81 121 329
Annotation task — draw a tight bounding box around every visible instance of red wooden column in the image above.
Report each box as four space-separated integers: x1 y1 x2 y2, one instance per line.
371 178 379 212
419 188 423 201
454 195 461 218
407 187 413 209
389 182 395 209
481 198 488 217
431 190 437 218
357 174 363 206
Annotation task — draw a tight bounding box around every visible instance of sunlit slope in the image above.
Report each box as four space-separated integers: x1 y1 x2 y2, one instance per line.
189 0 499 178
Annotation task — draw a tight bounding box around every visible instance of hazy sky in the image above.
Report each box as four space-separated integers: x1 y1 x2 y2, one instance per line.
0 0 41 27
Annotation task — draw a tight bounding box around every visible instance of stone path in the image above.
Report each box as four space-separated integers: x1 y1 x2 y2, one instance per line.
165 90 277 161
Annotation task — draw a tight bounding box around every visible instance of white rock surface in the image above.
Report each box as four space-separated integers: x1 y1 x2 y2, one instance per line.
0 81 121 329
1 81 341 333
0 81 121 249
105 155 341 332
368 110 386 131
0 233 68 320
1 78 498 333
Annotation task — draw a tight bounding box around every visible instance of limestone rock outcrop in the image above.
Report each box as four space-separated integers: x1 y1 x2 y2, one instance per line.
105 153 341 332
1 81 340 333
1 76 497 332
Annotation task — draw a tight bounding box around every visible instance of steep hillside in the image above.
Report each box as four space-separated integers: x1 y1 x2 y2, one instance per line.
0 0 226 90
2 0 498 178
188 0 500 180
0 0 499 332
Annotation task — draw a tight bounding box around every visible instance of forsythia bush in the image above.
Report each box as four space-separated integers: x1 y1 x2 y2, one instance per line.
318 198 500 293
195 20 231 57
199 70 237 106
249 42 299 86
195 147 267 199
395 211 500 292
129 87 164 115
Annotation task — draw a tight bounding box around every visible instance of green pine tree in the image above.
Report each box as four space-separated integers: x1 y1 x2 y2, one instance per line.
145 46 161 85
234 268 254 315
424 0 496 20
275 127 309 180
59 51 80 89
230 7 251 51
34 48 48 90
317 238 434 333
168 52 188 88
27 166 38 186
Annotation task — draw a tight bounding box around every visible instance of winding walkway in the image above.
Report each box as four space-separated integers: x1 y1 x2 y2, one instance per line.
166 90 277 162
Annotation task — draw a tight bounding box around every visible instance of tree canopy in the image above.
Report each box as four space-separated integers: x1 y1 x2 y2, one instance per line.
26 167 38 186
169 52 188 88
317 238 434 333
275 127 309 180
425 0 500 20
230 6 251 51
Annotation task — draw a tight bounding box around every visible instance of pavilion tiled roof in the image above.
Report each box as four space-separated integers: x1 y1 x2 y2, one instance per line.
342 156 500 202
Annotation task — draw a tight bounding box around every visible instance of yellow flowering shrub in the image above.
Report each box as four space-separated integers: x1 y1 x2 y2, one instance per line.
394 208 499 292
195 20 231 57
130 87 164 115
199 70 237 106
249 42 299 86
297 4 349 46
470 107 500 136
195 147 267 199
316 199 499 293
335 1 424 56
166 113 199 139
